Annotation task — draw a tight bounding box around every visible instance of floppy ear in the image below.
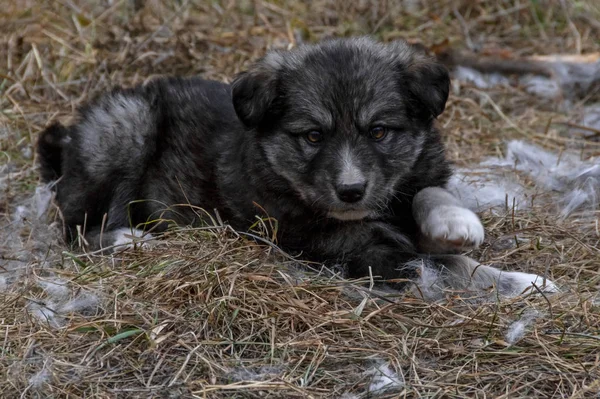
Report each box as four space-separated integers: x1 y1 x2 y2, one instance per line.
391 41 450 119
231 54 282 128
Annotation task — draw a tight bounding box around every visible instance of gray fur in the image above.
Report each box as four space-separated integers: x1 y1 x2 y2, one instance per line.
36 37 554 295
413 256 557 300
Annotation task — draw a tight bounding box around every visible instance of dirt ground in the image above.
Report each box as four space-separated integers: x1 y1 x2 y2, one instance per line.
1 1 600 398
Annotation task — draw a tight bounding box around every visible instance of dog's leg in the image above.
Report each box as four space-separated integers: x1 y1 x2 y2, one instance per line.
412 187 484 254
412 188 557 297
414 255 558 299
68 188 154 254
289 221 421 289
295 220 557 297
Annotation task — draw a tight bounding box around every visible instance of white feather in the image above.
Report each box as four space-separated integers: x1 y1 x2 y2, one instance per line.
364 362 404 393
449 140 599 218
505 310 542 345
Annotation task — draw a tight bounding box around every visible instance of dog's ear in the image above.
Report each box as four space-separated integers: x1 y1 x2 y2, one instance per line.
391 41 450 119
231 53 283 128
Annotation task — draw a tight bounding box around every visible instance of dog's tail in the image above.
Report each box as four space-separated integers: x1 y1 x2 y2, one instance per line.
411 255 557 300
37 122 70 183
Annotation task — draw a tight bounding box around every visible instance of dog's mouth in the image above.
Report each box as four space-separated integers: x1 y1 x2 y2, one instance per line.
327 209 372 221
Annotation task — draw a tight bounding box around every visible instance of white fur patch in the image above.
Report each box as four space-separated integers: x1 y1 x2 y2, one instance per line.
338 145 365 187
420 205 484 251
38 278 70 299
364 362 404 393
27 291 100 329
505 310 542 345
499 270 558 296
327 210 371 221
28 360 52 389
112 228 151 250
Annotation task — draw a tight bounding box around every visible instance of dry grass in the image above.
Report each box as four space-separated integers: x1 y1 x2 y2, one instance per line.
1 1 600 397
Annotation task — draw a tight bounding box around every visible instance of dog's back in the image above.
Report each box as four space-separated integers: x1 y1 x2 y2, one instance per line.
38 77 239 246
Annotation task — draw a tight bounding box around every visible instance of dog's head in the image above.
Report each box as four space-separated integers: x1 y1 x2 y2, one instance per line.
231 37 450 221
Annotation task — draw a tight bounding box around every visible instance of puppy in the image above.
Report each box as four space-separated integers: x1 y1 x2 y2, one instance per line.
37 37 556 297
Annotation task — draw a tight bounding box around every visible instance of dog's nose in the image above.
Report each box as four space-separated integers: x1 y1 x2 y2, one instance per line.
336 183 366 203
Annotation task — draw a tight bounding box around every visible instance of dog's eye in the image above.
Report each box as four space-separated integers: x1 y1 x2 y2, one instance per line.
369 126 387 141
306 131 323 144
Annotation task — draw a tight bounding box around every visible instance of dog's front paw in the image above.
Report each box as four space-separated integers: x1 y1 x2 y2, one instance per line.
420 205 484 252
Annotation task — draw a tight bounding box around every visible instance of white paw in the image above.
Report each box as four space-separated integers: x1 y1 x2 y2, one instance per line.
421 205 484 252
112 228 152 251
499 271 559 296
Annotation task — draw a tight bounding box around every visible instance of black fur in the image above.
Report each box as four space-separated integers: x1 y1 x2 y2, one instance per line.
37 122 69 182
37 37 455 288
